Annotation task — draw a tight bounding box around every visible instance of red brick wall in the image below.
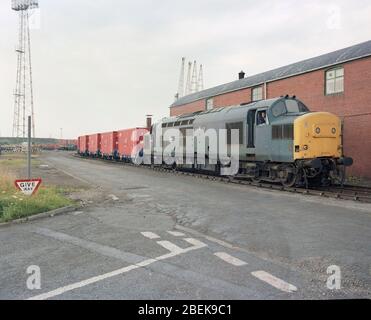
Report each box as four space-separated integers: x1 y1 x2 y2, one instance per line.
212 87 252 107
170 99 205 116
342 114 371 178
170 57 371 178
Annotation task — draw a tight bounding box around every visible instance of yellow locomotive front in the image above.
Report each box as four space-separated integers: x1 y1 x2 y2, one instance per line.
294 112 341 159
293 111 353 185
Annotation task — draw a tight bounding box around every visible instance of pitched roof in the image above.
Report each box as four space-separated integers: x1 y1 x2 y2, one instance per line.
171 40 371 108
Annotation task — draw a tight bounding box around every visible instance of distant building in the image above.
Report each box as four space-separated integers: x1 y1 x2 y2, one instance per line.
170 40 371 179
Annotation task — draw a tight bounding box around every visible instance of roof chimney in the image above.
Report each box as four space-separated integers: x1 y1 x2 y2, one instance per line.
146 115 153 129
238 70 245 80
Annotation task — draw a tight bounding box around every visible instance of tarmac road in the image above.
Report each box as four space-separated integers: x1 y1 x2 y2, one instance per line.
0 151 370 299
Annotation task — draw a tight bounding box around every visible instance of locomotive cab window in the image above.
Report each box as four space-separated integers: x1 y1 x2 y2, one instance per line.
272 101 286 117
325 67 344 95
256 110 268 125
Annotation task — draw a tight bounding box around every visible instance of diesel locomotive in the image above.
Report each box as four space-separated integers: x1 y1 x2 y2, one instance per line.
152 96 353 187
77 96 353 187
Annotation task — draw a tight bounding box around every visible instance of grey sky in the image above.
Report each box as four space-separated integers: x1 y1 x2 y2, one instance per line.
1 0 370 139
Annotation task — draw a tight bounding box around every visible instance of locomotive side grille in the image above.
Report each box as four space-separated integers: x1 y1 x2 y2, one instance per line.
283 124 294 139
272 124 294 140
272 125 282 139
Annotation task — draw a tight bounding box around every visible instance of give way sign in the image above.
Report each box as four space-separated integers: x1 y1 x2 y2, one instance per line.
14 179 42 196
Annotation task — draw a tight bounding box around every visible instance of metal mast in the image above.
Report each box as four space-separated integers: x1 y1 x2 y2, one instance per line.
197 64 204 92
190 60 198 94
185 61 192 96
12 0 38 138
176 57 185 99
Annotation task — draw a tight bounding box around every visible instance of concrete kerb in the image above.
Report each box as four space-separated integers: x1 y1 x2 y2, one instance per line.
0 205 80 228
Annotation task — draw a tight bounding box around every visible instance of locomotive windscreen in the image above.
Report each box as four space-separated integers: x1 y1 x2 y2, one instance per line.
285 99 308 113
272 99 309 117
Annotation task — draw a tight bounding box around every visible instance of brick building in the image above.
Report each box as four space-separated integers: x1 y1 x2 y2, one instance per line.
170 40 371 179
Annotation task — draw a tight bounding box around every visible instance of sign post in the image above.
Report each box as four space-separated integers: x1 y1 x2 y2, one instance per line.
14 116 42 196
28 115 31 179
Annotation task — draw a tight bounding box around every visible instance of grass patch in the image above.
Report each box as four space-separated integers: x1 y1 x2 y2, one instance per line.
0 153 41 169
0 171 74 223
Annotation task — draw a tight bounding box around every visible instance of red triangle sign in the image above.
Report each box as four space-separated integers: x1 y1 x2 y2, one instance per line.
14 179 42 196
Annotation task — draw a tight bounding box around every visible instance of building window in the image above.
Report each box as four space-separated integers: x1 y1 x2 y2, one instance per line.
252 86 263 101
206 98 214 110
325 67 344 95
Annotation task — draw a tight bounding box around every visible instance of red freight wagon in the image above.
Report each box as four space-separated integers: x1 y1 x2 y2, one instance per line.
78 135 89 155
88 133 101 157
117 128 148 161
100 131 118 159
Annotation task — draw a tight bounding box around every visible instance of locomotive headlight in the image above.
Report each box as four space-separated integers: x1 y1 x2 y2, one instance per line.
331 128 336 134
315 127 321 134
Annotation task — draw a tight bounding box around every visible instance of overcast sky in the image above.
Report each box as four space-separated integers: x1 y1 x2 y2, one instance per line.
0 0 370 139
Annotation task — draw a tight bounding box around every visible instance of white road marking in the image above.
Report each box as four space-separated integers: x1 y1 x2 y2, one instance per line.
28 264 139 300
167 231 185 237
156 238 207 256
141 231 160 239
175 225 281 266
214 252 247 266
136 258 157 267
157 241 184 254
28 234 207 300
251 270 297 293
183 238 207 248
176 225 237 250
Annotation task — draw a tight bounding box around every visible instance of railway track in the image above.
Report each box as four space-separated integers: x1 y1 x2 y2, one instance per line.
72 154 371 204
314 185 371 202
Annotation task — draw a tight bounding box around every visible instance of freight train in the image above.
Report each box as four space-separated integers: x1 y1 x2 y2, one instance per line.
78 127 149 162
77 96 353 187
